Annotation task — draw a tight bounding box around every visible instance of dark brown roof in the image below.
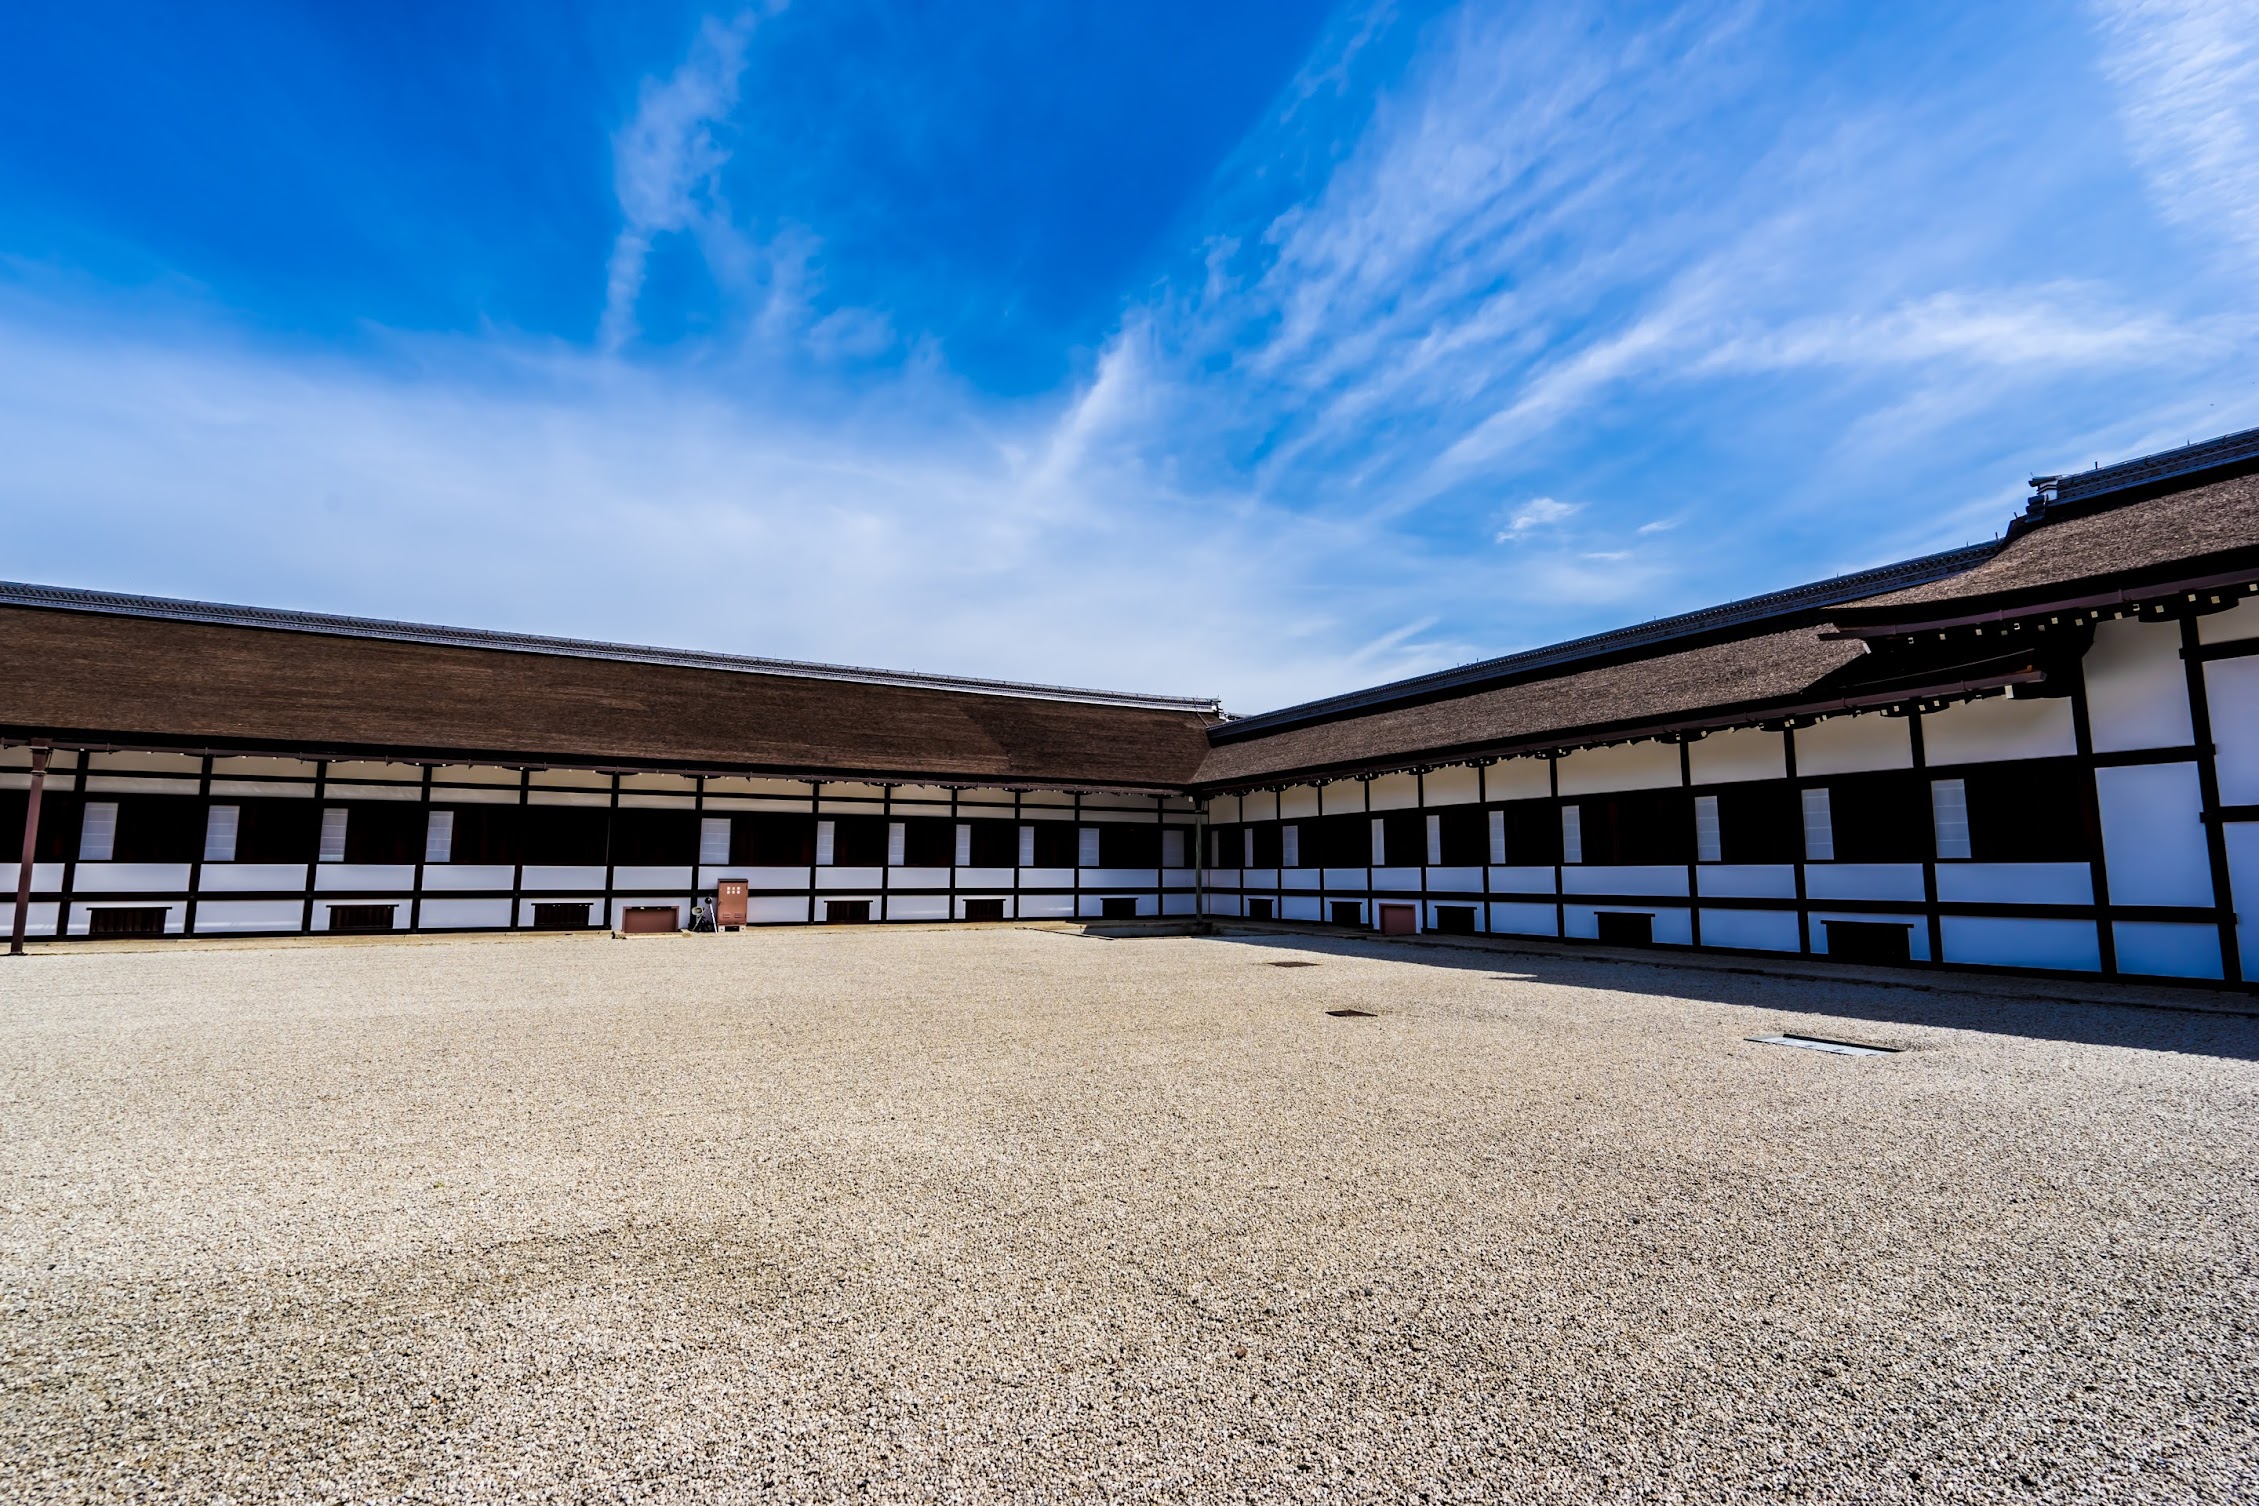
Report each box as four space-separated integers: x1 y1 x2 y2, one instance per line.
0 599 1217 789
1841 468 2259 619
1198 446 2259 788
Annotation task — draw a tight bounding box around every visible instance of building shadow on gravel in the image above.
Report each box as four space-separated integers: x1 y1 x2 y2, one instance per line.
1184 926 2259 1063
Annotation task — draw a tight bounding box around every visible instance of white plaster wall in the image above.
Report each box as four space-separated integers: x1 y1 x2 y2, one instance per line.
1082 868 1159 888
1242 868 1279 889
2084 618 2193 752
2204 656 2259 805
1940 916 2100 970
747 897 810 923
1241 791 1279 821
419 899 514 929
417 867 515 889
1320 783 1366 815
956 866 1015 889
2112 921 2223 980
1422 766 1482 805
1427 865 1483 892
198 862 312 892
1562 866 1688 896
1322 867 1368 890
2223 823 2259 975
1698 908 1801 951
817 867 885 890
1206 795 1241 823
888 895 950 920
1805 864 1925 901
191 900 301 933
1021 867 1075 888
314 864 416 892
72 862 192 893
2095 762 2214 907
1921 696 2076 766
1935 863 2093 906
1161 892 1199 916
1280 895 1323 921
1696 865 1796 899
887 867 952 889
1371 867 1422 891
1489 902 1557 936
1367 773 1421 810
1557 741 1680 795
1484 758 1553 800
698 866 810 889
520 865 608 891
1488 866 1556 893
1794 714 1912 775
1688 728 1786 785
2198 597 2259 644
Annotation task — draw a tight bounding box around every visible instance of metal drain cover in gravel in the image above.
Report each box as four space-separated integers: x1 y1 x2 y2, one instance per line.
1327 1008 1378 1018
1749 1033 1898 1056
1270 960 1321 968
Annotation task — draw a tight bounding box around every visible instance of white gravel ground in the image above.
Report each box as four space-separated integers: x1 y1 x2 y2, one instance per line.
3 926 2256 1504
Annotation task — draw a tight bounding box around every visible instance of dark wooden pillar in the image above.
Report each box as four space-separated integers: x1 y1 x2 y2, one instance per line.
10 745 53 957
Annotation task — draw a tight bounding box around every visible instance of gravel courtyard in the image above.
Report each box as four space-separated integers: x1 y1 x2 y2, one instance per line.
4 926 2255 1503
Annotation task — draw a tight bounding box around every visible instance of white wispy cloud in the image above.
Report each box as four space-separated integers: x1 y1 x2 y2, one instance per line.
601 12 761 350
2093 0 2259 272
1494 497 1579 542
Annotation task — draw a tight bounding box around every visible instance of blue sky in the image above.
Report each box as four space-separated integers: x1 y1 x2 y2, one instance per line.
1 1 2254 711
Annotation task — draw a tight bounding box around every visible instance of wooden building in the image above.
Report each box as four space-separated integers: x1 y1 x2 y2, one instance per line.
7 426 2259 987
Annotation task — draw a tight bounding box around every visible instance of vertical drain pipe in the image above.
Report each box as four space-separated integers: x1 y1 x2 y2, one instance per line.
9 745 52 957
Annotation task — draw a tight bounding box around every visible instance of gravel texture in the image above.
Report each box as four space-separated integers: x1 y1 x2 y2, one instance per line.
3 926 2256 1503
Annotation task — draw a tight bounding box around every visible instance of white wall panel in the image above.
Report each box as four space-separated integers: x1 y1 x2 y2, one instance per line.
1688 727 1786 785
83 776 197 796
1921 696 2076 766
1020 867 1075 888
702 776 810 798
1557 741 1680 795
1811 911 1930 961
198 863 311 892
1794 714 1912 774
1241 868 1279 889
1079 895 1154 917
1484 758 1553 800
418 899 513 929
2095 762 2213 907
1935 863 2093 906
888 867 952 889
1279 786 1321 819
90 750 200 774
747 897 811 923
1940 916 2100 970
71 862 192 893
1082 868 1158 888
1356 773 1412 811
1162 892 1200 916
1488 866 1556 894
314 864 416 893
526 790 609 808
1206 795 1241 823
1698 908 1801 951
2112 921 2223 980
1488 902 1556 936
817 867 885 890
191 900 301 934
1240 791 1279 821
1562 866 1689 896
2198 597 2259 643
2084 618 2193 752
1805 864 1926 901
1322 868 1368 890
208 779 319 799
1320 782 1366 814
1426 865 1483 892
1281 867 1320 888
325 783 425 802
2205 656 2259 805
1163 869 1199 890
614 866 692 890
1280 895 1323 921
1422 766 1481 806
888 895 949 920
956 866 1015 889
2223 824 2259 975
1696 865 1796 899
521 865 608 891
1204 894 1242 917
1371 867 1422 892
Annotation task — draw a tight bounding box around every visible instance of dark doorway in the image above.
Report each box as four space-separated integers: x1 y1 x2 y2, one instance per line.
1433 905 1477 935
88 906 166 937
1100 897 1138 919
533 902 593 931
1329 901 1364 927
1826 920 1914 965
963 898 1006 921
825 900 872 924
1596 911 1654 946
1246 897 1275 920
329 904 397 933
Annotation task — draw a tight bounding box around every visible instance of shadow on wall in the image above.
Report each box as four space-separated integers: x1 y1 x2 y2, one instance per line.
1201 929 2259 1064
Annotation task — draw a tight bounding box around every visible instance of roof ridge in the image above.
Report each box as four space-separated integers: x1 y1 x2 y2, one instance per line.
0 581 1223 715
1208 541 1998 742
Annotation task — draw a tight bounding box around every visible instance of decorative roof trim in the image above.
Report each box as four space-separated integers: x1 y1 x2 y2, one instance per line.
2030 423 2259 511
0 581 1223 715
1208 542 1998 743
